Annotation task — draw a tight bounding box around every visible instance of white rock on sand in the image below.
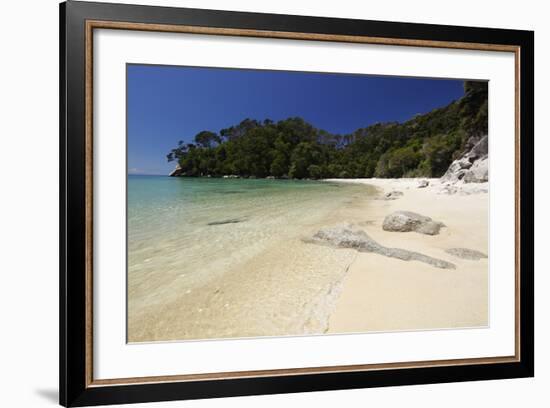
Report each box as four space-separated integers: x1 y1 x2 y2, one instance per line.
382 210 445 235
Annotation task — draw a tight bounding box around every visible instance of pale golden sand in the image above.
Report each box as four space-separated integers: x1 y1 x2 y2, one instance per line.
324 178 489 334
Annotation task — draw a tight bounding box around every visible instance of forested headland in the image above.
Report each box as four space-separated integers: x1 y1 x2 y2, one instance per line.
167 81 487 179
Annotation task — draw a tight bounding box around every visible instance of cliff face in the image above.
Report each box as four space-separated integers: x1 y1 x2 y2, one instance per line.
441 135 488 183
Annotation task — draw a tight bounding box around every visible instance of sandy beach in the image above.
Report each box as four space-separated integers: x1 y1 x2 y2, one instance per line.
324 178 489 334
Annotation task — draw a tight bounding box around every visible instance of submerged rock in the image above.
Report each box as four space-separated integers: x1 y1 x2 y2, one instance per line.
382 211 444 235
216 190 245 195
445 248 488 260
305 225 455 269
207 218 246 226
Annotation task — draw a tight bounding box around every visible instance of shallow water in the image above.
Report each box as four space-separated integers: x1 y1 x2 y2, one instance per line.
127 176 375 342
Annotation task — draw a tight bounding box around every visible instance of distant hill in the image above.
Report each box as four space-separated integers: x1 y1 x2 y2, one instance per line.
167 81 488 179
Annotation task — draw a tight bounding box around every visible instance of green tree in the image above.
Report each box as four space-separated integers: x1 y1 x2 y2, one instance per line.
307 164 322 179
270 153 288 177
194 131 221 148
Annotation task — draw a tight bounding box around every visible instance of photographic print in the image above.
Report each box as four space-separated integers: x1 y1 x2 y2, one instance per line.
127 65 489 343
60 4 533 405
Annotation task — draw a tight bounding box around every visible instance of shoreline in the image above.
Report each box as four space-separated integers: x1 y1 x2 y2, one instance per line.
128 176 489 341
321 177 489 334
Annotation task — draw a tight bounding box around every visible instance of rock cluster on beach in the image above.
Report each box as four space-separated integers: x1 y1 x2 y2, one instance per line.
305 225 455 269
382 211 445 235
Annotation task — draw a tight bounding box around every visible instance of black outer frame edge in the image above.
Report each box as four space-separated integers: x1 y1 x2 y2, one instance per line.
72 362 532 407
60 1 534 406
68 0 533 45
63 1 89 406
518 30 535 377
59 1 68 406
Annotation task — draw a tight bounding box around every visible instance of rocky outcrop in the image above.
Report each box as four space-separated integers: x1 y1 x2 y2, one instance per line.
304 225 455 269
169 164 184 177
462 157 488 183
382 211 445 235
441 135 488 183
445 248 487 260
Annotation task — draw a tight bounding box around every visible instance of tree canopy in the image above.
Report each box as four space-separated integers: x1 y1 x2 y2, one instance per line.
167 81 487 179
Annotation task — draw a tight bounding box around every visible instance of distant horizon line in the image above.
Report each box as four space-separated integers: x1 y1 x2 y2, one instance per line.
128 173 167 176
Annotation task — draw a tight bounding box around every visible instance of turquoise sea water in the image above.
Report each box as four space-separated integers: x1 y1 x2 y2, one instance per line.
127 175 373 341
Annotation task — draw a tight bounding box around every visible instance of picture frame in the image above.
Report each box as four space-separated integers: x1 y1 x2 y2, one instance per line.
60 1 534 406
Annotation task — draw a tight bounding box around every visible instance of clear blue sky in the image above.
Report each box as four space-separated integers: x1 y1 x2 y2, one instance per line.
127 64 464 175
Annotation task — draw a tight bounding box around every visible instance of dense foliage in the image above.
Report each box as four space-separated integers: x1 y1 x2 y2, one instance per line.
167 81 487 179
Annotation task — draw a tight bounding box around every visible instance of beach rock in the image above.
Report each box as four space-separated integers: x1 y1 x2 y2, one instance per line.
305 225 455 269
382 211 444 235
417 180 429 188
445 248 488 260
441 135 488 183
416 221 444 235
384 190 404 200
382 211 430 232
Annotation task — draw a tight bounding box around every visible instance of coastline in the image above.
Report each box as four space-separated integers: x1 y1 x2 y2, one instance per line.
322 178 489 334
